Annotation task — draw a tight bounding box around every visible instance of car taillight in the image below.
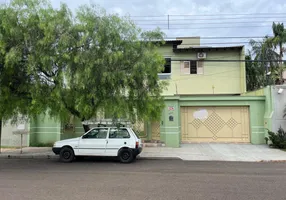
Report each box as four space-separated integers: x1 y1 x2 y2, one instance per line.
135 141 139 149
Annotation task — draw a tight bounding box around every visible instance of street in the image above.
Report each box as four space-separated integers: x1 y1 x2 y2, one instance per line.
0 158 286 200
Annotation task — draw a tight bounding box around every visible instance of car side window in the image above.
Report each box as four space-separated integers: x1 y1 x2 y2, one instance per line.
83 128 108 139
109 128 130 139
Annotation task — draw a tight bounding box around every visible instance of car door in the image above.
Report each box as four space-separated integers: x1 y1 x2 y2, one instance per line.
77 128 109 156
105 128 132 156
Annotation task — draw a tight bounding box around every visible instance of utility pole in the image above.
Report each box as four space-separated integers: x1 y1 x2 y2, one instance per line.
168 15 169 29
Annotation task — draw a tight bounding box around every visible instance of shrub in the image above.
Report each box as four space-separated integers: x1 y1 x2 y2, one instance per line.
267 127 286 149
30 142 54 147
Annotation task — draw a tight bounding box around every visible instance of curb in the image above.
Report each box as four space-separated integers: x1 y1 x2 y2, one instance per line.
0 154 58 159
0 154 181 161
258 160 286 163
138 156 181 160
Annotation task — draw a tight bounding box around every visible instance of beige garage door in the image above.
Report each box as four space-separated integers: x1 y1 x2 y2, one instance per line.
181 106 250 143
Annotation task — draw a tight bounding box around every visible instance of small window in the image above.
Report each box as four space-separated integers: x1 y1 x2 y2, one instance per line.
161 58 171 73
83 128 108 139
184 61 190 69
181 60 204 75
109 128 130 139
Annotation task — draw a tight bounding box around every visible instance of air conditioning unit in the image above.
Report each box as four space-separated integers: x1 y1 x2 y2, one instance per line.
197 52 207 59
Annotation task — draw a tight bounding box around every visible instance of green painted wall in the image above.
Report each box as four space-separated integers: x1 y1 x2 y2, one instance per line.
158 45 245 95
160 96 266 147
242 88 265 96
242 86 274 139
160 100 180 147
29 114 61 145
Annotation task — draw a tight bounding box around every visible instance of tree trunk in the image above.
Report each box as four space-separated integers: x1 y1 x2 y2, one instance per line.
82 123 90 133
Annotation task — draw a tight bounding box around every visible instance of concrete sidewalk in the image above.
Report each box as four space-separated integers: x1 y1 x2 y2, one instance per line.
143 144 286 162
0 144 286 162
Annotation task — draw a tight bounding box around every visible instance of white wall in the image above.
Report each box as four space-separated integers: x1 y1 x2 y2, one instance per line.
272 85 286 132
1 121 29 147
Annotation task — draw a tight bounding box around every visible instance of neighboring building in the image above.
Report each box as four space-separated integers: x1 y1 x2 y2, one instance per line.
1 121 29 147
243 85 286 135
3 37 271 147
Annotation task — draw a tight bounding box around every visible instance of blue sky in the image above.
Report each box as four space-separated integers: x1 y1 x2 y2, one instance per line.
1 0 286 46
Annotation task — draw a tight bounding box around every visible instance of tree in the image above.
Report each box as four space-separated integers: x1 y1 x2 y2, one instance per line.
0 0 167 134
268 22 286 83
249 37 280 87
245 52 266 91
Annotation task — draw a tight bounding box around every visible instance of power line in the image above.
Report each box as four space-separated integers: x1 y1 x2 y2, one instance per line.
130 13 286 17
170 59 286 62
163 36 270 39
142 25 276 29
168 68 277 82
171 42 250 45
132 16 286 22
136 21 286 25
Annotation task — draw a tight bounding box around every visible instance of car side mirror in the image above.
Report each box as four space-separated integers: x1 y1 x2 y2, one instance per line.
82 134 88 139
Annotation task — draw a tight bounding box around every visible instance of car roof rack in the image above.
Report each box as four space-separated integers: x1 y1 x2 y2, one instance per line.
82 119 131 128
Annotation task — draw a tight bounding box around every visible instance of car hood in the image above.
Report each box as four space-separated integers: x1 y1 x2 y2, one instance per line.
56 137 80 144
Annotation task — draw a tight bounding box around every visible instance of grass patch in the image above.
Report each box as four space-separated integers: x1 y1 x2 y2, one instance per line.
0 146 20 149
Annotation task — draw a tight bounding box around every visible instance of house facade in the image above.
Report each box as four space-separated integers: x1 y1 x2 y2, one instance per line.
1 37 272 148
149 37 269 147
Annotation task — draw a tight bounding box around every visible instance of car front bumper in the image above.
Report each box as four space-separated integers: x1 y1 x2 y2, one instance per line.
52 147 61 155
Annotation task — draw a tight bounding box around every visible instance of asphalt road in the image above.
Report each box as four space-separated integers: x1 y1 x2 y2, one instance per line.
0 158 286 200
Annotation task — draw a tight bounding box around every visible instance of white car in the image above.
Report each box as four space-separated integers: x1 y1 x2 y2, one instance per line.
52 126 143 163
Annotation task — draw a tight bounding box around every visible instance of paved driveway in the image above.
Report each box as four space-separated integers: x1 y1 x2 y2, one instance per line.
141 144 286 162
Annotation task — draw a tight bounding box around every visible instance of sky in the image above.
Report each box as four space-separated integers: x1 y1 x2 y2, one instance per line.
1 0 286 46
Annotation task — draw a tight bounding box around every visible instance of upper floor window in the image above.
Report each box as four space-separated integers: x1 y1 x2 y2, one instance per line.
161 58 171 74
159 58 171 80
181 60 204 75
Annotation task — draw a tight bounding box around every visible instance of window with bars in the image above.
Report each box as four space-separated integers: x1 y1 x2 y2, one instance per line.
181 60 204 75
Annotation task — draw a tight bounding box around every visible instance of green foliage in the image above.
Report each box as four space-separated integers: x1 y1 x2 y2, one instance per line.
248 35 283 88
30 142 54 147
267 22 286 84
245 52 267 91
0 0 167 126
267 127 286 149
248 22 286 88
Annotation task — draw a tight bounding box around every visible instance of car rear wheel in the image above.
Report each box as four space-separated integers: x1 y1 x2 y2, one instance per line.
59 147 74 163
119 148 134 163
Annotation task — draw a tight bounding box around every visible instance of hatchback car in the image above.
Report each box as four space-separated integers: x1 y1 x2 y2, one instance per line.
52 126 143 163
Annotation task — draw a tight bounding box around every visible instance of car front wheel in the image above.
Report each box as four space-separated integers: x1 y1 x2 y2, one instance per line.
59 147 75 163
119 148 134 163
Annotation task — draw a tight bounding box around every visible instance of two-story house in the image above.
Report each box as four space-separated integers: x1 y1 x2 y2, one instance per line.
7 37 268 148
148 37 267 147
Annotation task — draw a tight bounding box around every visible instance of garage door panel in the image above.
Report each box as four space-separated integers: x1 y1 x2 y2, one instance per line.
215 126 233 139
181 106 250 143
216 107 232 122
